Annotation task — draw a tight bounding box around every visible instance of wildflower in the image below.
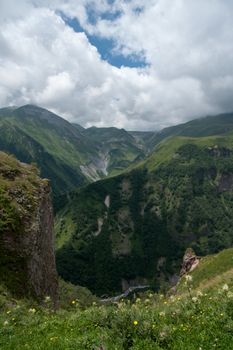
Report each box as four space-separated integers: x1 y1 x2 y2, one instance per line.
144 298 150 304
28 308 36 313
6 310 11 314
50 337 58 341
44 296 51 303
192 297 198 303
163 301 167 305
159 331 167 339
197 291 203 297
159 311 165 317
222 284 229 291
136 298 141 303
3 321 9 326
71 300 76 305
148 293 153 298
133 320 138 326
185 275 193 282
227 291 233 298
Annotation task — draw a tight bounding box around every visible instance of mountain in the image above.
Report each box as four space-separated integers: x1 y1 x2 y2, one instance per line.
84 127 149 176
0 151 58 301
149 112 233 149
0 105 94 203
0 105 152 206
56 132 233 295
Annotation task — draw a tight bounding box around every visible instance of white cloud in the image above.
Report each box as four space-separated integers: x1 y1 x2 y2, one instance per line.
0 0 233 130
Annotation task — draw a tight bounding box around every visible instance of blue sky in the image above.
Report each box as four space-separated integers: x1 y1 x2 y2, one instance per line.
1 0 233 130
61 13 147 69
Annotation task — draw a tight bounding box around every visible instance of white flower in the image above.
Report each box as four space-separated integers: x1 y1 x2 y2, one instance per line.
227 291 233 298
3 321 9 326
159 311 165 317
197 291 203 297
192 297 198 303
185 275 193 282
222 284 229 291
28 308 36 313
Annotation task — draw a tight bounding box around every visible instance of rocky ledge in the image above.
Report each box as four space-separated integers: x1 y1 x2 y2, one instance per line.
0 152 58 303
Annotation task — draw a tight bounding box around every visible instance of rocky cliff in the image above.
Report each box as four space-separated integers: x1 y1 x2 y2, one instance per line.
0 151 58 302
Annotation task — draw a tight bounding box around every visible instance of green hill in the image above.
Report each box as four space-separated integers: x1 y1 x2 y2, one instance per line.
0 105 94 203
149 112 233 149
55 133 233 295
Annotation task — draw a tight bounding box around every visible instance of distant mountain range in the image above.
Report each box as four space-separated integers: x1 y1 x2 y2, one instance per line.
0 105 152 206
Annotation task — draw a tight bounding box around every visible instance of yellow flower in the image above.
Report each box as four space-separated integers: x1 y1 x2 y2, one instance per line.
71 300 76 304
133 320 138 326
50 337 58 341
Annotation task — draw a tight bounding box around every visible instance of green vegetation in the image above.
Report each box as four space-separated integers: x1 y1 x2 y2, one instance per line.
149 111 233 149
0 105 151 207
56 134 233 295
177 248 233 292
0 106 92 205
0 248 233 349
0 152 43 295
84 126 148 176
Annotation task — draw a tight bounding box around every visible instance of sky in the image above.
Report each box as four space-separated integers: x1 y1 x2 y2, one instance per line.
0 0 233 130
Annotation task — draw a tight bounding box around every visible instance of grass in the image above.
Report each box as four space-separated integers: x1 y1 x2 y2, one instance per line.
55 210 77 249
0 248 233 349
0 284 233 349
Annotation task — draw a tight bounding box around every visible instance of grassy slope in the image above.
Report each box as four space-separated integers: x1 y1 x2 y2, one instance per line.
177 248 233 292
0 248 233 349
149 111 233 149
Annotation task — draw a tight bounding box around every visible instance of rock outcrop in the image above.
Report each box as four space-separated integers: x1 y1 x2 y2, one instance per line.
0 152 58 303
180 248 200 276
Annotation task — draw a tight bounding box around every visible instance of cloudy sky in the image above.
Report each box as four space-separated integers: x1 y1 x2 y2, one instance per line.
1 0 233 130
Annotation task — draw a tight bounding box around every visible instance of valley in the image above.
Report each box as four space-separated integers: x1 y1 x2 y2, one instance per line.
1 106 233 349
